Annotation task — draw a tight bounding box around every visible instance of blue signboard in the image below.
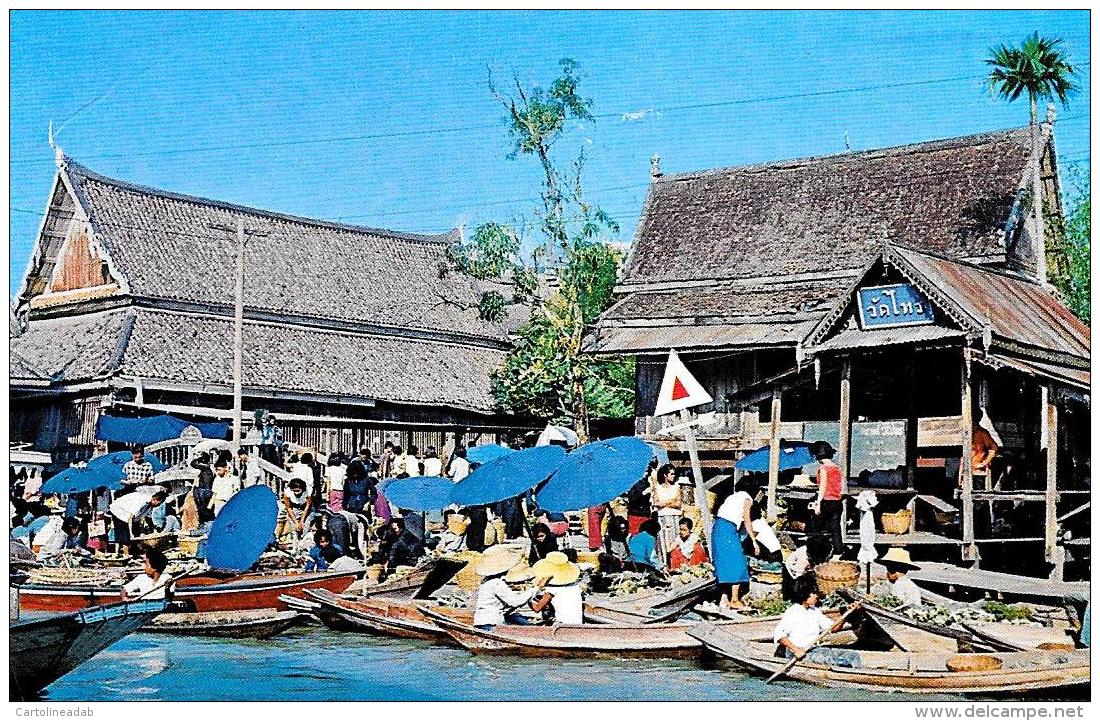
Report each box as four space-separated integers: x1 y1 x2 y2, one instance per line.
857 283 935 329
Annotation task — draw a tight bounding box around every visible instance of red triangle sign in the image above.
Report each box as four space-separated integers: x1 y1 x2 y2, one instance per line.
671 376 690 401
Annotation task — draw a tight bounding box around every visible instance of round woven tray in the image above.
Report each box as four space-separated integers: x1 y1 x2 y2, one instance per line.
946 654 1003 672
814 560 859 596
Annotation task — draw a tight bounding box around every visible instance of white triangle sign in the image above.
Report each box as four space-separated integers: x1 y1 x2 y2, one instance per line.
654 350 713 417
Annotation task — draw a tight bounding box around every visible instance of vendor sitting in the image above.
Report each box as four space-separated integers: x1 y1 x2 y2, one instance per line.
879 547 923 607
530 551 584 625
121 549 174 601
473 546 549 630
668 517 709 570
774 576 861 667
306 529 343 571
627 518 661 569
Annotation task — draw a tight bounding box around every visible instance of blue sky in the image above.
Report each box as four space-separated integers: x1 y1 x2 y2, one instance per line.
9 10 1090 297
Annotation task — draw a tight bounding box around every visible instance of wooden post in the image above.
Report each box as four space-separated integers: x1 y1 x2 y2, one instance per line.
230 217 246 448
1042 385 1059 566
680 408 714 556
960 350 976 562
766 389 782 522
838 358 852 497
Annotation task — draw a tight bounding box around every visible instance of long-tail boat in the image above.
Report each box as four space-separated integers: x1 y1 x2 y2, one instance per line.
143 608 306 639
307 588 459 642
687 622 1090 695
10 599 166 700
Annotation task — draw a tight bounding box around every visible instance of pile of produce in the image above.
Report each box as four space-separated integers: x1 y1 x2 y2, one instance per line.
608 571 652 597
905 601 1040 628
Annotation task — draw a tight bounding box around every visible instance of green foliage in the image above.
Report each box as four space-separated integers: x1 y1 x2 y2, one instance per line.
1049 184 1090 324
449 222 521 279
981 601 1033 622
478 290 507 323
495 58 593 160
986 33 1077 117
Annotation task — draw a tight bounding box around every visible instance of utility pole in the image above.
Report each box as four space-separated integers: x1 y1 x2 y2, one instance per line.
209 218 267 447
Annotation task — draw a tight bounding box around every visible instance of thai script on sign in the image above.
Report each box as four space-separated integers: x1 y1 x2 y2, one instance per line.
856 283 935 329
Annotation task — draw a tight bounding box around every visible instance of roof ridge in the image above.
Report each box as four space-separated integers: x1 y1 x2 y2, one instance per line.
889 243 1043 286
61 157 460 246
658 126 1032 183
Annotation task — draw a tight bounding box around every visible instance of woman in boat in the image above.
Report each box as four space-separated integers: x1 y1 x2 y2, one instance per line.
473 546 548 630
306 529 343 571
121 548 174 601
774 576 861 668
810 441 845 559
878 548 922 607
668 517 709 571
782 533 832 602
626 466 654 536
437 510 470 553
712 479 761 610
384 517 424 573
599 515 631 572
60 516 87 552
650 464 683 567
531 551 584 625
627 518 661 569
527 522 559 566
464 505 490 553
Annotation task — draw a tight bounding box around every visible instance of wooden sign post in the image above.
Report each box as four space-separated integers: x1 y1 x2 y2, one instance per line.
655 350 715 556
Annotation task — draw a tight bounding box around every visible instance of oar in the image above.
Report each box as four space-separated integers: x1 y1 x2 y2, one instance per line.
766 602 862 685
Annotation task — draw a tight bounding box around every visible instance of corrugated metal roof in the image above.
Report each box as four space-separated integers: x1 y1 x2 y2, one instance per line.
982 353 1091 391
895 247 1090 361
585 319 818 355
811 325 966 353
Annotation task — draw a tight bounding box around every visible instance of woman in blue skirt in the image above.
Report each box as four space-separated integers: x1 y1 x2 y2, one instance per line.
712 479 761 610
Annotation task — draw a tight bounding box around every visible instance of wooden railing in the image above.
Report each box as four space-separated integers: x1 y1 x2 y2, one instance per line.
145 436 292 496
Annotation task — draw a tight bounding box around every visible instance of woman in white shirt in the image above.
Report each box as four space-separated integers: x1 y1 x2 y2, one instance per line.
650 464 683 567
711 479 761 610
473 546 547 629
326 459 347 512
421 447 443 477
774 576 861 667
121 549 174 601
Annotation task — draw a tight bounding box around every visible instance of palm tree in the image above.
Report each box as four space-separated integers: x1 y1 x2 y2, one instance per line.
986 33 1076 283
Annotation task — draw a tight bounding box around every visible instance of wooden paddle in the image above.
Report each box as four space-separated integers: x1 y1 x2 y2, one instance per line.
766 602 862 684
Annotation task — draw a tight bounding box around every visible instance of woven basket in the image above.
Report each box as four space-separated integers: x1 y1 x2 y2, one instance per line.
814 560 860 596
1036 642 1076 652
881 510 913 535
946 655 1003 673
452 551 484 590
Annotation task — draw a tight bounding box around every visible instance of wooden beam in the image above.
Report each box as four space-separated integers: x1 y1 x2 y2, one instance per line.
766 388 782 521
837 357 853 534
680 408 715 557
1043 384 1059 565
960 350 976 561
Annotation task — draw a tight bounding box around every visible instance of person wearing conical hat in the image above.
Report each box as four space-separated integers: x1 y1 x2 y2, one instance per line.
880 547 922 607
473 546 548 630
531 551 584 625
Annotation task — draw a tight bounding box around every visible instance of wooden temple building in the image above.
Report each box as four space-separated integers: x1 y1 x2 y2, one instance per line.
10 153 529 466
588 122 1090 581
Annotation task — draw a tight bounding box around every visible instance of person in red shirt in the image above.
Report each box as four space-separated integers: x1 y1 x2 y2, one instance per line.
810 441 845 559
668 517 709 570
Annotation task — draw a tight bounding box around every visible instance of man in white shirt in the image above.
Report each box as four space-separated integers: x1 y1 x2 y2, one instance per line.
210 461 242 516
110 490 166 546
121 548 173 601
404 446 422 477
236 448 263 488
291 453 316 497
447 447 470 483
421 447 442 477
879 548 923 608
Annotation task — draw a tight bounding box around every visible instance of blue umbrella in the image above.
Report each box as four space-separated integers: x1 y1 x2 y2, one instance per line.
204 484 279 572
87 451 168 481
26 515 54 536
41 465 124 495
537 436 656 513
735 441 815 473
466 444 513 465
452 445 566 507
379 475 454 512
647 442 670 466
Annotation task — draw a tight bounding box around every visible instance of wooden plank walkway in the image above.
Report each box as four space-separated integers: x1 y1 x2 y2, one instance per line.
908 561 1088 600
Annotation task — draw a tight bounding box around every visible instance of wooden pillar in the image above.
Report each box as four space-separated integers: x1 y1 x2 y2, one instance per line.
1042 385 1059 566
838 358 853 534
681 408 714 556
766 388 782 522
960 350 976 563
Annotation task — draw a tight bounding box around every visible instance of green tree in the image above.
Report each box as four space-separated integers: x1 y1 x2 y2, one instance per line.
986 33 1077 285
1047 177 1090 324
465 59 634 441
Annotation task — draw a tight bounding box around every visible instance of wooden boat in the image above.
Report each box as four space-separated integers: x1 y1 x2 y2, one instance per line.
17 569 359 614
352 557 468 600
143 609 305 639
687 622 1090 695
307 588 458 643
10 599 166 701
837 591 1005 653
961 621 1077 653
420 605 778 659
585 575 715 624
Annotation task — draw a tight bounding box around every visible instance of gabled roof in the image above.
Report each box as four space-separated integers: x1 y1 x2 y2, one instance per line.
807 245 1090 368
20 158 515 344
10 307 507 412
622 127 1036 288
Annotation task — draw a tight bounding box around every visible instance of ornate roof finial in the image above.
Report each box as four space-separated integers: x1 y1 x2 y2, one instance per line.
650 153 662 179
48 120 64 167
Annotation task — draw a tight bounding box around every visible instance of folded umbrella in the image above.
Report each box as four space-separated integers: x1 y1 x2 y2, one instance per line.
536 436 656 513
379 475 455 512
466 444 513 465
41 464 124 495
734 441 815 473
452 445 566 507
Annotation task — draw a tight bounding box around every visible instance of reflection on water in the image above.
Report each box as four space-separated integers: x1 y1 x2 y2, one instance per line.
39 625 999 702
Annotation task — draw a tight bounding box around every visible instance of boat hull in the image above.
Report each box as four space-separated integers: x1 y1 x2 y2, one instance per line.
688 623 1091 695
421 605 776 659
306 589 453 642
10 600 165 700
143 610 305 639
17 571 359 614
